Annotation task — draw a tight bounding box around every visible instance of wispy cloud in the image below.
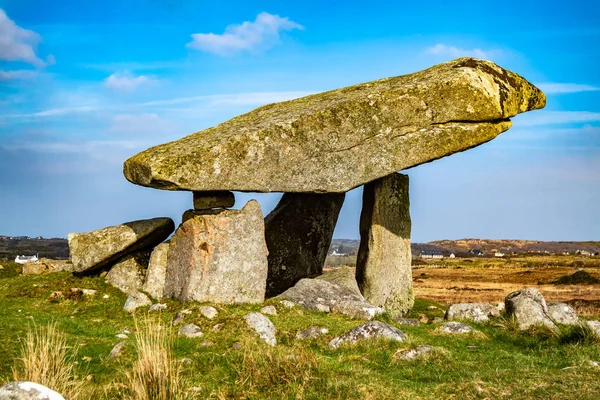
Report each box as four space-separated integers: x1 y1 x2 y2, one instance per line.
515 111 600 126
104 70 158 92
0 8 46 67
536 82 600 94
0 69 38 81
109 113 175 135
187 12 303 55
4 140 143 154
425 43 500 60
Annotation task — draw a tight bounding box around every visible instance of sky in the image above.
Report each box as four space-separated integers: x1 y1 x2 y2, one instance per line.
0 0 599 242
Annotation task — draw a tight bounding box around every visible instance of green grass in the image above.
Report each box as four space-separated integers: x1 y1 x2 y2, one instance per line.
1 261 600 399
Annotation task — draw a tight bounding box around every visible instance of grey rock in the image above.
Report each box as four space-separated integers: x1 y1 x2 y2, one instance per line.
547 302 579 325
316 267 363 298
108 342 127 359
280 300 296 309
329 321 407 349
264 193 345 297
143 242 169 300
178 324 204 338
193 191 235 210
315 304 330 313
172 309 192 326
105 252 149 294
395 345 435 360
585 320 600 336
296 326 329 340
199 306 218 319
68 217 174 274
445 303 500 322
505 288 557 330
0 382 65 400
123 291 151 313
260 305 277 316
115 333 128 339
330 300 384 320
438 322 473 334
149 303 167 312
432 317 444 324
164 200 268 304
211 323 223 332
245 312 276 346
356 173 413 317
394 318 420 326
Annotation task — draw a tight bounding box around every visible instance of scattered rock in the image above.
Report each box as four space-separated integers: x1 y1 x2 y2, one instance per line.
260 305 277 316
68 217 174 274
115 333 128 339
438 322 473 334
22 259 74 276
547 302 579 325
431 317 444 324
445 303 500 322
280 300 295 309
199 306 218 319
393 317 420 326
586 320 600 336
264 192 345 297
356 173 414 317
21 263 50 276
172 309 192 326
231 342 242 350
211 323 223 332
505 288 556 330
496 302 505 312
105 252 149 294
395 345 435 360
48 291 64 302
296 326 329 340
193 191 235 210
108 342 127 358
164 201 268 304
245 312 276 346
71 288 96 297
0 382 65 400
143 242 169 300
329 321 407 349
123 292 151 313
330 300 383 320
178 324 204 338
149 303 167 312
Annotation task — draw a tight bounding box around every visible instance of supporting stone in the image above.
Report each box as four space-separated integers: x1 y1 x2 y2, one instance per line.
163 200 268 304
356 173 413 317
143 242 169 300
264 192 345 298
193 191 235 210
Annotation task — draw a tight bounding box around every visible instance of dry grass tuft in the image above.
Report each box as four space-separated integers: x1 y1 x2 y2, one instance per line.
12 322 84 399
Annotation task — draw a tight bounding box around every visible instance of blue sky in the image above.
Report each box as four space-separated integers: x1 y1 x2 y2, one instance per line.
0 0 598 242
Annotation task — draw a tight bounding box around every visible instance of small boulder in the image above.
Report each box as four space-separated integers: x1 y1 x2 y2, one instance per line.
143 242 169 300
393 317 420 326
395 345 435 361
505 288 556 330
330 300 384 320
438 322 473 334
199 306 218 319
547 302 579 325
586 320 600 336
149 303 167 312
178 324 204 338
445 303 500 322
260 305 277 316
280 300 295 309
172 309 192 326
106 252 149 294
0 382 65 400
123 292 151 313
296 326 329 340
328 321 407 349
108 341 127 359
245 312 276 346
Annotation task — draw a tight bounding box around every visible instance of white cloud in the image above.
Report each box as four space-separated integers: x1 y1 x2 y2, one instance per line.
425 43 499 60
4 140 143 154
536 83 600 94
187 12 303 55
0 8 46 67
104 70 157 92
514 111 600 126
0 69 38 80
109 113 175 135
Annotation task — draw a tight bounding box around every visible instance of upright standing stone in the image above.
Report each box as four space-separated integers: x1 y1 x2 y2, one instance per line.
356 173 413 317
264 193 345 297
164 200 268 304
143 242 170 300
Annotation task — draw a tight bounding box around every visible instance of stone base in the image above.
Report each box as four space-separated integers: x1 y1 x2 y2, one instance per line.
193 191 235 210
356 173 414 317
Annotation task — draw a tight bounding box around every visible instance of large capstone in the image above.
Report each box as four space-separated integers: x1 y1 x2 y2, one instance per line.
264 192 345 297
68 217 174 274
163 200 268 304
356 173 413 317
124 58 545 193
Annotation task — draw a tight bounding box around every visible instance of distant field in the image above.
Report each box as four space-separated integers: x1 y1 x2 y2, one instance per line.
0 238 69 261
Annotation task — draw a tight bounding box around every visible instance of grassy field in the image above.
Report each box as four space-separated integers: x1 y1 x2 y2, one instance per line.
1 259 600 399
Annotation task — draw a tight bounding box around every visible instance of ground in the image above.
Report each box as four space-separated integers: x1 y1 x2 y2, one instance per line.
0 256 599 399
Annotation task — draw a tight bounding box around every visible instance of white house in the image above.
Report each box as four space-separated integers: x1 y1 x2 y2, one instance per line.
494 251 506 257
331 249 349 257
15 255 38 264
419 250 444 259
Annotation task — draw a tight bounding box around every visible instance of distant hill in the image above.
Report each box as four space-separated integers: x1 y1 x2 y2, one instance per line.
0 236 69 260
331 238 600 257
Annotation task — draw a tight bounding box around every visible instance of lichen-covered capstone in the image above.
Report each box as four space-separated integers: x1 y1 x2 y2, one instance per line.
264 192 345 297
123 58 545 193
163 200 268 304
356 173 413 317
68 218 175 274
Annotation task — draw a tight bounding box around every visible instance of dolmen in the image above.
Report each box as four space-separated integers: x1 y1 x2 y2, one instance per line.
69 57 545 317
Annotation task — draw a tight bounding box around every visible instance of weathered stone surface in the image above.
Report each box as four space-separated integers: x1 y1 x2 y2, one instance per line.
0 382 65 400
395 346 435 360
586 320 600 336
245 312 276 346
394 317 420 326
438 322 473 334
124 58 545 193
330 300 384 320
316 266 362 298
280 300 296 309
199 306 218 319
164 200 268 304
149 303 167 312
143 242 169 300
265 193 345 297
356 173 413 317
108 342 127 359
105 252 149 294
505 288 556 330
296 326 329 340
178 324 204 338
68 217 174 274
193 191 235 210
328 321 407 349
260 305 277 315
123 291 151 313
445 303 500 322
21 259 74 276
547 302 579 325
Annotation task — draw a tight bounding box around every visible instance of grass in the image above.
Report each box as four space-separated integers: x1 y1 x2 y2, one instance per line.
1 261 600 399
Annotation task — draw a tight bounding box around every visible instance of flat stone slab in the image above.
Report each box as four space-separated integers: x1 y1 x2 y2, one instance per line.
123 58 545 193
445 303 500 322
328 321 407 349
